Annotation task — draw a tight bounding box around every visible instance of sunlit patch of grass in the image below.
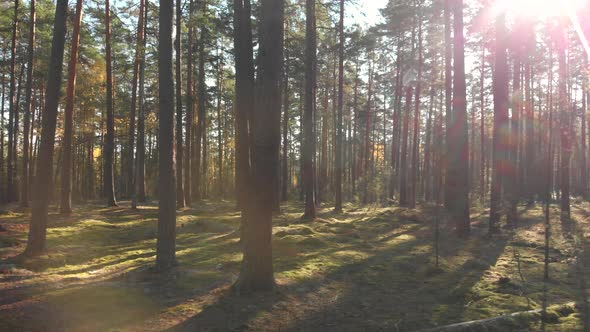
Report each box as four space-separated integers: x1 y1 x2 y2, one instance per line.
0 200 587 331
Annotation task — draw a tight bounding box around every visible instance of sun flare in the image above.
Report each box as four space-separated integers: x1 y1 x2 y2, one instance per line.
500 0 585 18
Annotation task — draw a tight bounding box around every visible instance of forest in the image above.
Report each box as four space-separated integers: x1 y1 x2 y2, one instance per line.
0 0 589 330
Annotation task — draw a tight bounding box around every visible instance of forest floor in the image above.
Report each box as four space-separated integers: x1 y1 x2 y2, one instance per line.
0 199 588 331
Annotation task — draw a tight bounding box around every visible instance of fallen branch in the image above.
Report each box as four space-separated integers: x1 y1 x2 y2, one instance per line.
416 302 578 332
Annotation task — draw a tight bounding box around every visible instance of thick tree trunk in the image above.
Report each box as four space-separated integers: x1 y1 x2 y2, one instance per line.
235 0 283 293
233 0 254 210
104 0 117 207
156 0 177 271
25 0 68 256
21 0 36 208
60 0 83 214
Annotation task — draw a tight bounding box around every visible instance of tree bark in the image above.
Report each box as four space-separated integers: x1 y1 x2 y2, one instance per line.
233 0 254 211
175 0 185 208
449 0 470 236
334 0 344 212
21 0 36 208
557 17 570 221
104 0 117 207
234 0 283 293
60 0 83 214
302 0 316 219
185 0 194 205
25 0 68 256
156 0 177 271
443 0 453 209
489 12 509 232
133 0 148 207
7 0 19 203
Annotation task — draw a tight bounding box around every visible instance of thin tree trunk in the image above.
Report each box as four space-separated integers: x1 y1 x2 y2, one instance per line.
21 0 36 208
489 12 509 232
127 0 143 198
302 0 316 219
185 0 194 205
133 0 148 207
410 14 423 209
281 40 290 202
60 0 83 214
334 0 344 211
557 17 570 221
104 0 117 207
175 0 185 208
443 0 453 209
449 0 470 236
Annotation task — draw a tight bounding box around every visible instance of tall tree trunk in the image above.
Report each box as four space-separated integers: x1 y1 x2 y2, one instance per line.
21 0 36 208
334 0 344 212
233 0 254 210
7 0 19 203
479 43 486 204
557 17 570 221
25 0 68 256
60 0 83 214
133 0 148 207
507 26 522 227
410 15 423 209
443 0 453 209
0 62 5 203
127 0 144 198
489 12 509 232
216 46 224 197
195 0 208 201
281 40 290 202
302 0 316 219
390 36 403 202
185 0 194 205
104 0 117 207
156 0 177 271
449 0 470 236
400 85 412 207
235 0 283 293
424 87 434 201
175 0 185 208
362 62 373 204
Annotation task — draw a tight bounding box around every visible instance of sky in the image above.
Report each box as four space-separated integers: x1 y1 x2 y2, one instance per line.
349 0 388 26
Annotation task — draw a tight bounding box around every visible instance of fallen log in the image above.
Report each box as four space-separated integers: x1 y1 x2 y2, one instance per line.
417 302 578 332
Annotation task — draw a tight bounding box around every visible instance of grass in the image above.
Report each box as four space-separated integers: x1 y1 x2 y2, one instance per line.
0 199 588 331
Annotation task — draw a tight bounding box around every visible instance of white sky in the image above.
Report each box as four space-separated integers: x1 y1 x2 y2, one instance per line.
349 0 388 26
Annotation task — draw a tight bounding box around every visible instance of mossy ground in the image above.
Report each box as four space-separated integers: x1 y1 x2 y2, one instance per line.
0 199 588 331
